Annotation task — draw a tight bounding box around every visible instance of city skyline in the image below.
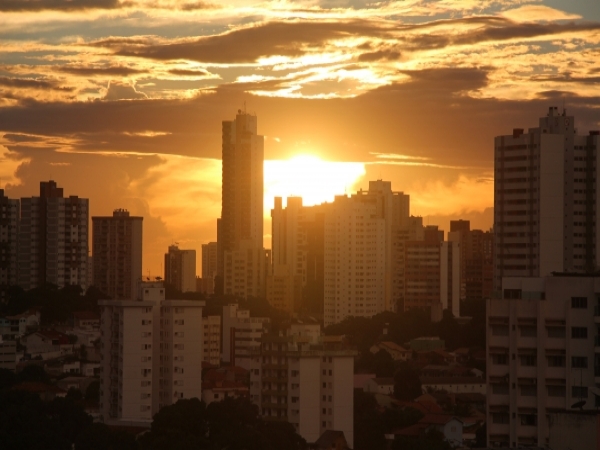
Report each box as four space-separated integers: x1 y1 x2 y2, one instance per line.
1 1 600 275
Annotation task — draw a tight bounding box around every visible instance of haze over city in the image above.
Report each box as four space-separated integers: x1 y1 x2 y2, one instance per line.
2 0 600 274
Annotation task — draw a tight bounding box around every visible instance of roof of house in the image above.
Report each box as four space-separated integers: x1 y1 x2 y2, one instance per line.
395 399 443 415
420 376 486 385
314 430 347 449
378 341 409 352
354 373 376 389
34 330 71 345
392 423 428 437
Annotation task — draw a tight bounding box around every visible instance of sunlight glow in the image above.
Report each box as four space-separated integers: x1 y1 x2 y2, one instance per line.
264 155 366 212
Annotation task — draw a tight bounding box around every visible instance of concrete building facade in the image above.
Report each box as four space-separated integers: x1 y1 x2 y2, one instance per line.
222 304 270 370
494 107 600 292
203 315 221 366
18 180 89 291
92 209 142 300
486 275 600 448
201 241 218 294
249 329 357 447
99 282 204 423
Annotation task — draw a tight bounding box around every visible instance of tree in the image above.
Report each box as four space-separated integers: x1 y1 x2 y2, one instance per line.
393 364 422 401
354 390 386 450
85 381 100 403
17 364 50 384
391 428 452 450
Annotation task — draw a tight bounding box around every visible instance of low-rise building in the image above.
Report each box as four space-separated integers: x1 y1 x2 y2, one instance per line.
0 338 16 371
420 377 486 395
370 341 411 361
22 330 73 360
363 377 395 395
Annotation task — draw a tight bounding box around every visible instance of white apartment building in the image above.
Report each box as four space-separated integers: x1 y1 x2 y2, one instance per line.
164 245 196 293
18 180 89 291
222 304 269 370
494 107 600 292
324 194 386 326
203 315 221 366
99 282 204 423
249 326 357 447
223 239 270 299
486 275 600 448
93 209 143 301
0 189 18 301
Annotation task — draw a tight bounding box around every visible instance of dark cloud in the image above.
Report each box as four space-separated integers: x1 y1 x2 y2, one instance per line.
57 65 146 76
535 90 580 99
103 81 148 100
178 1 217 11
168 69 210 77
0 76 73 91
0 0 120 12
358 49 401 62
93 21 390 63
2 133 46 143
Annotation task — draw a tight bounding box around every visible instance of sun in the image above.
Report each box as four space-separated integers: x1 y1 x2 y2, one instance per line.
264 154 366 213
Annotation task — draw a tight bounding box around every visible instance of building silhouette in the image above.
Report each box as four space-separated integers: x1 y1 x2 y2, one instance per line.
0 189 19 301
18 180 88 291
164 244 196 293
217 110 268 298
92 209 142 300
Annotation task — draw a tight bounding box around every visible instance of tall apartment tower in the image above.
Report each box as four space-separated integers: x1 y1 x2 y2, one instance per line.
99 282 204 423
486 275 600 448
18 180 89 291
92 209 142 300
218 110 264 277
494 107 600 292
164 245 196 293
0 190 19 301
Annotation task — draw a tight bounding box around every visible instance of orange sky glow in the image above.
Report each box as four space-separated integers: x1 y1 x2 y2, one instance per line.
0 0 598 275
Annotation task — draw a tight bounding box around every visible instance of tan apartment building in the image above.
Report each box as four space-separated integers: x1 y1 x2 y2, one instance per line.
487 275 600 447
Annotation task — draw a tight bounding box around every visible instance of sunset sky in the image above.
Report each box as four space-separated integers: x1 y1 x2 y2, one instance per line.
1 0 599 276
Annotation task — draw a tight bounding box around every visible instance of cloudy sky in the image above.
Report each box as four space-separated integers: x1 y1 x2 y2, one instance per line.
1 0 599 276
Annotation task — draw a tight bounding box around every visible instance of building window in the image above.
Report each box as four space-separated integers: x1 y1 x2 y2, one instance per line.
520 414 537 426
547 355 565 367
492 354 508 365
572 356 588 368
520 385 536 397
547 327 566 338
492 413 509 424
547 385 566 397
572 386 588 399
571 297 588 309
572 327 588 339
519 355 536 367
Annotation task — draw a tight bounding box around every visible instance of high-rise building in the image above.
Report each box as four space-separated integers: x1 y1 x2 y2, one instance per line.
270 181 410 324
494 107 600 292
164 245 196 293
99 282 204 423
18 180 88 291
92 209 142 300
486 275 600 448
218 110 264 277
0 189 19 301
403 226 460 317
449 220 494 301
392 216 425 312
249 323 357 446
